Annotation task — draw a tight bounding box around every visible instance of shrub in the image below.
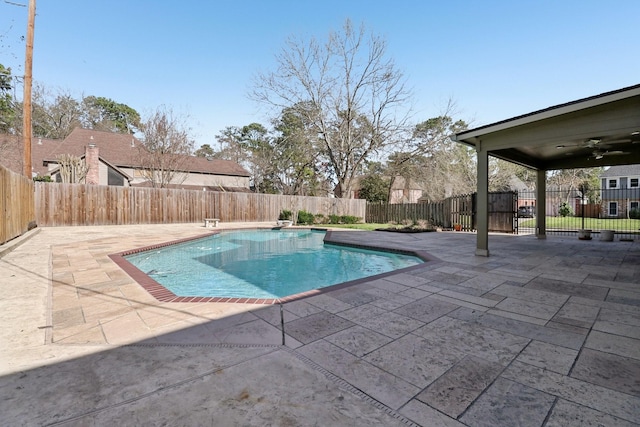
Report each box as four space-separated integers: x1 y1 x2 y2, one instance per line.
383 218 434 232
558 202 574 217
314 214 329 224
401 219 414 228
33 175 52 182
339 215 361 224
328 214 341 224
630 208 640 220
297 210 315 225
278 210 292 220
416 219 432 229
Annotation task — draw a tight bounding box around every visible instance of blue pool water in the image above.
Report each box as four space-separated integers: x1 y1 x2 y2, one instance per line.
125 229 422 299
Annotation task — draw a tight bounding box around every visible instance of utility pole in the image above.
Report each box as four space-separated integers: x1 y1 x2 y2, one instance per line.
22 0 36 178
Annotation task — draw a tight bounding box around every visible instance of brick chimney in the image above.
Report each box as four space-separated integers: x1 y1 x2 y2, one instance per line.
85 138 100 185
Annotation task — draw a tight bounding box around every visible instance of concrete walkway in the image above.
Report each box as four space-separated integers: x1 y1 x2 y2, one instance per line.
1 223 639 426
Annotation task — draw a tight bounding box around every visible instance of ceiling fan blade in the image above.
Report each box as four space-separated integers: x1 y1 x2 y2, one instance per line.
604 138 631 144
591 149 628 159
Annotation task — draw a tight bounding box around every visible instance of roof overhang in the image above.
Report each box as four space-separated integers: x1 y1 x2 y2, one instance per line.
452 84 640 170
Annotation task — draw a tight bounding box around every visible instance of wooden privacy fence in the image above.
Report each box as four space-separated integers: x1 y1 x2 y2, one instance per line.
574 202 601 218
367 191 517 233
1 165 35 245
34 183 366 226
367 200 450 226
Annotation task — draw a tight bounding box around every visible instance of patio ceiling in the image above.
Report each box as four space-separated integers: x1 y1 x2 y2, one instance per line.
452 84 640 170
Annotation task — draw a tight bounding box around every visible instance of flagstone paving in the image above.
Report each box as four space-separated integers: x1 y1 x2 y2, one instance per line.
1 223 639 426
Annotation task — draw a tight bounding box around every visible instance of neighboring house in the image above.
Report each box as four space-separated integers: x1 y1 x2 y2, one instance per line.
600 164 640 218
345 176 364 200
510 176 536 208
545 185 583 217
0 133 58 177
0 128 252 192
388 176 424 203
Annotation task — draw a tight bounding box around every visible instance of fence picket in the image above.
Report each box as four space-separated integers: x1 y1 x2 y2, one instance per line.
0 165 35 244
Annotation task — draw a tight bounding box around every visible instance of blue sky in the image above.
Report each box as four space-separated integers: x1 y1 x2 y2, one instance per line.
2 0 639 149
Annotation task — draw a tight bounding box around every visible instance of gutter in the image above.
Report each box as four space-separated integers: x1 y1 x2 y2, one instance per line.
449 133 476 149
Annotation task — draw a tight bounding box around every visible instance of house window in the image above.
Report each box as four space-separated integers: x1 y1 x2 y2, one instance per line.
630 177 639 188
107 167 124 186
631 201 639 211
608 202 618 216
607 178 618 189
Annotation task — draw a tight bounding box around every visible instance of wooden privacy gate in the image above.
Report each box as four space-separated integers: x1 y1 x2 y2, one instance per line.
450 191 517 233
367 191 517 233
489 191 518 233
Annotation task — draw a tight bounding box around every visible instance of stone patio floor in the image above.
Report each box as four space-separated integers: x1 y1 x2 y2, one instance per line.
0 223 639 426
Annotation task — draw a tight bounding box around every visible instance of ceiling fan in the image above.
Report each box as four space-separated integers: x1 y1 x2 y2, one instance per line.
591 149 629 160
556 137 632 150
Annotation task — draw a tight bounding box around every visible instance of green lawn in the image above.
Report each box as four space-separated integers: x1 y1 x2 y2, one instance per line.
519 216 640 231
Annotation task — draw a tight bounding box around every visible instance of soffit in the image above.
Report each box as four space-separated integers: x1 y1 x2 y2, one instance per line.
453 85 640 170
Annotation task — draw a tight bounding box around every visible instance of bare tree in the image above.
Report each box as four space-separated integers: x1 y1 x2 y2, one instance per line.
56 154 88 183
389 110 474 202
548 167 603 203
252 19 412 198
489 159 536 192
31 83 83 139
137 106 194 188
20 84 142 139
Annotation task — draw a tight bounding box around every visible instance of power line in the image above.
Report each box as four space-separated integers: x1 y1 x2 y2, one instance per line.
4 1 27 7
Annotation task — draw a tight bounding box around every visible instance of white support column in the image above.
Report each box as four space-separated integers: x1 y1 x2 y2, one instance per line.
476 143 490 256
536 169 547 239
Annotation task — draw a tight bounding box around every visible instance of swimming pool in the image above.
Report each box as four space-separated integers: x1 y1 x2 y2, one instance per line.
123 229 422 300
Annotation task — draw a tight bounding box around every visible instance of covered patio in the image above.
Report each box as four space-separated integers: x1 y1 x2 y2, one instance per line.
453 84 640 256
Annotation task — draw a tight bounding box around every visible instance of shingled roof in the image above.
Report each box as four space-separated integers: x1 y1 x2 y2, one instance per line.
0 133 59 176
600 164 640 177
2 128 251 179
46 128 250 177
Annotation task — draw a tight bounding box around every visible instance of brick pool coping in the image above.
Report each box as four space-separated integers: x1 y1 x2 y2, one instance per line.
109 227 440 305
